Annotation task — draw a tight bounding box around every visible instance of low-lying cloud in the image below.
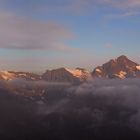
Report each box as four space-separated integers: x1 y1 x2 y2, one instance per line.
1 79 140 139
38 79 140 136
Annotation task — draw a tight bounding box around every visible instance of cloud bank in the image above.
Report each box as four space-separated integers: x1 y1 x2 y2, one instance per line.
1 79 140 139
37 79 140 138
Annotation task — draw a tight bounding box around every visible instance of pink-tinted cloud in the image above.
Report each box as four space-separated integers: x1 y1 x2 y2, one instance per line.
104 43 113 48
0 11 75 51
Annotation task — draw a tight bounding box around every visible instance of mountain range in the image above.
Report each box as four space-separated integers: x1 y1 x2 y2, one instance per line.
2 56 140 140
0 55 140 83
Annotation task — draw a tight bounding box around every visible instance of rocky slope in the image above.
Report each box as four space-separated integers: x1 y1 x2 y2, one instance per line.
92 55 140 79
42 67 90 83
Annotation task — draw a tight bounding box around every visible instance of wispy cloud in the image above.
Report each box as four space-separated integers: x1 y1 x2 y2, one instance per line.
102 0 140 17
33 0 140 16
104 11 140 20
104 0 140 9
104 43 113 48
32 0 94 15
0 11 75 51
0 0 140 17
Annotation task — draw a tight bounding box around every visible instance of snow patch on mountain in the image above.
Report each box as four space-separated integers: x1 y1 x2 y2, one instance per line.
0 71 16 81
136 66 140 70
114 71 127 79
66 68 83 78
65 68 90 80
18 73 27 76
95 68 102 73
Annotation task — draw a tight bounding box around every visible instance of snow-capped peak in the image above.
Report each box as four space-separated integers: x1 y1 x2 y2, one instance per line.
65 68 90 80
66 68 82 77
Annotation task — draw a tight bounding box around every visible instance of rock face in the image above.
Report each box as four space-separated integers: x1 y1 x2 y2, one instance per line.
92 55 140 79
42 67 90 83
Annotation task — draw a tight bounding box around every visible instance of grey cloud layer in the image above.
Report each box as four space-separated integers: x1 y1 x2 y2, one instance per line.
39 79 140 132
1 78 140 139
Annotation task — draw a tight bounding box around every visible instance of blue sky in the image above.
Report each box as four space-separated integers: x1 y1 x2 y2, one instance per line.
0 0 140 73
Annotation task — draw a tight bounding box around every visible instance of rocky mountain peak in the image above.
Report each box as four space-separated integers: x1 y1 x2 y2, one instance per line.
117 55 128 60
92 55 140 79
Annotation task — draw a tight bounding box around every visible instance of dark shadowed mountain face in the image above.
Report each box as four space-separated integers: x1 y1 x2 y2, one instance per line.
92 55 140 79
0 87 38 140
42 68 80 83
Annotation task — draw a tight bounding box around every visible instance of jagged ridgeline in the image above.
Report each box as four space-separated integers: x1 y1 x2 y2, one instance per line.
0 55 140 84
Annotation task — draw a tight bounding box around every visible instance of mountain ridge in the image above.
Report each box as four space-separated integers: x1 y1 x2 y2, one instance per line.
0 55 140 97
0 55 140 82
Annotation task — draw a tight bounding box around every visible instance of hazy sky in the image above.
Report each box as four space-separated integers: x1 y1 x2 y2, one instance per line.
0 0 140 72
